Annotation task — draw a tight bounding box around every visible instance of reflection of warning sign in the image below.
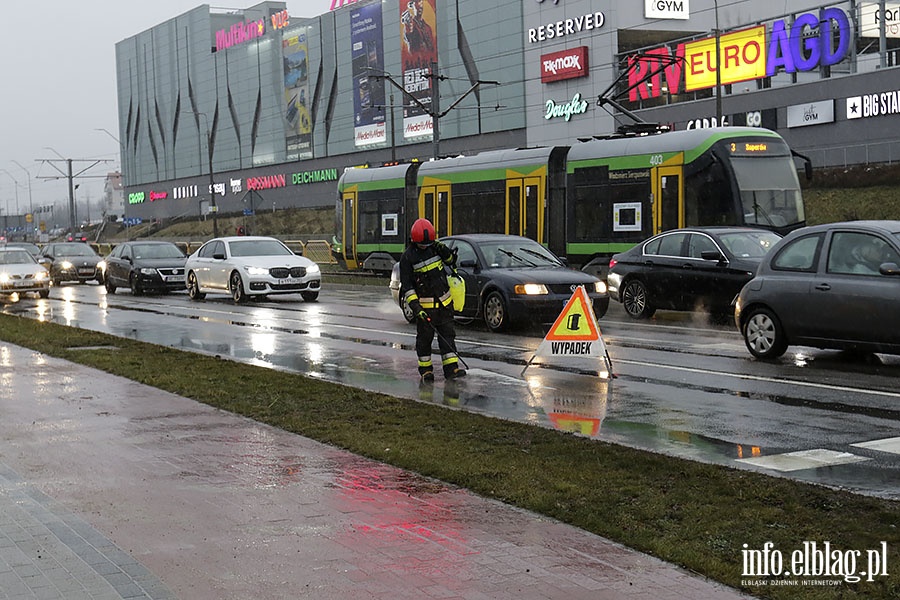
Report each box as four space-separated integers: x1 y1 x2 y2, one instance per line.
523 286 613 376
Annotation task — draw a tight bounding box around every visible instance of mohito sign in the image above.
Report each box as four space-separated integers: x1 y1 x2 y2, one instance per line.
628 7 850 100
541 47 589 83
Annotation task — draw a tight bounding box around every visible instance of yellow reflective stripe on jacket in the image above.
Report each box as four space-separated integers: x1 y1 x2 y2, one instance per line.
418 291 452 308
413 255 445 273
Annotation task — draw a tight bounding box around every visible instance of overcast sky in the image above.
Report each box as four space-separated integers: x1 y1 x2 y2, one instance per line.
0 1 324 223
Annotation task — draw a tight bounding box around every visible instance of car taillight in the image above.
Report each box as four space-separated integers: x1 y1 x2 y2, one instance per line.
608 258 617 269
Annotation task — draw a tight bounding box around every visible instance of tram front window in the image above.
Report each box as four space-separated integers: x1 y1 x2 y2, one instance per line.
731 157 804 229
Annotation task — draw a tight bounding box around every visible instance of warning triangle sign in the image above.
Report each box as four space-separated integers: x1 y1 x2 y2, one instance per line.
544 286 600 341
523 286 614 376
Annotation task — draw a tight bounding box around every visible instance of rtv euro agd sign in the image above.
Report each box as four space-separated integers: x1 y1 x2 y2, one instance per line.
630 7 850 100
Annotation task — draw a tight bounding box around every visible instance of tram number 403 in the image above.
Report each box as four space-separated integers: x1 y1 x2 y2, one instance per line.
649 154 665 166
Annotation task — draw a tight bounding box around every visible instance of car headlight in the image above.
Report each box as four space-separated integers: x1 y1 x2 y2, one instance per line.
306 263 320 274
97 260 106 271
140 268 156 275
0 273 9 284
594 280 608 294
60 261 73 270
513 283 548 295
33 271 47 281
245 266 269 276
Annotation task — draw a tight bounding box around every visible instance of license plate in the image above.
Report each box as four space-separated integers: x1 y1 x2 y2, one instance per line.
165 275 185 283
278 277 303 285
14 280 31 287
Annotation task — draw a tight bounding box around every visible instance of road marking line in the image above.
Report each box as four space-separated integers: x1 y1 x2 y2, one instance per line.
736 449 870 472
850 437 900 455
619 359 900 399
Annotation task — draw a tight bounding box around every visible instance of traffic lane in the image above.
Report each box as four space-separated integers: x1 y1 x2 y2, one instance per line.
4 284 900 498
2 285 612 439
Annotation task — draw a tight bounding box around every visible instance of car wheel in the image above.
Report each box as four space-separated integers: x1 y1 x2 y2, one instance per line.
187 271 205 301
129 274 143 296
301 291 319 302
230 271 248 304
105 276 116 294
743 307 788 359
38 289 49 299
483 290 509 332
399 296 416 323
621 279 655 319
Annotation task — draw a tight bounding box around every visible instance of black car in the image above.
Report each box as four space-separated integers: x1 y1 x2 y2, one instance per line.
38 242 104 286
735 220 900 359
390 234 609 332
103 241 187 295
3 242 42 258
607 227 782 321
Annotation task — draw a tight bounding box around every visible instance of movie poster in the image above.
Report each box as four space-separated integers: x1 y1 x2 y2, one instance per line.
399 0 437 140
351 3 386 147
283 27 312 159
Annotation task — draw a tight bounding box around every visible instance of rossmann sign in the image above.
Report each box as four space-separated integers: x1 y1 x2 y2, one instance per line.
628 7 850 101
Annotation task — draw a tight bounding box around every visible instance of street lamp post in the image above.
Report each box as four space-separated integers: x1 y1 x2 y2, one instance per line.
186 112 218 238
1 170 22 240
11 160 35 240
714 0 723 125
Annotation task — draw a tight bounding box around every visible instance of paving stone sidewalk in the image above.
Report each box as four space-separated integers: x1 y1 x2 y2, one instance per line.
0 342 752 599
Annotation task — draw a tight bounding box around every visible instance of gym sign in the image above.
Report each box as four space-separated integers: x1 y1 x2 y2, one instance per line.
628 7 851 100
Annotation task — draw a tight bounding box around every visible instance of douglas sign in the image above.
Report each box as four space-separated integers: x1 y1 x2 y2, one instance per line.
628 7 851 100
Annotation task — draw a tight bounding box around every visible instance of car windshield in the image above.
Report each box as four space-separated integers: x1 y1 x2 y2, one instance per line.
0 250 36 264
228 239 293 257
478 239 562 268
56 244 97 257
717 230 782 259
132 244 185 259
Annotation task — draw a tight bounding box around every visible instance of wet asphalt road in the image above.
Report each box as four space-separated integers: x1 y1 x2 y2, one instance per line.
2 282 899 499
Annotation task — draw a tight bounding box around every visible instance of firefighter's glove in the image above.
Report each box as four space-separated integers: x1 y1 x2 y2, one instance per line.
417 310 429 322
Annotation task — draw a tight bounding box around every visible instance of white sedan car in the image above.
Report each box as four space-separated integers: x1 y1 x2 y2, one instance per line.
0 247 51 298
185 236 321 303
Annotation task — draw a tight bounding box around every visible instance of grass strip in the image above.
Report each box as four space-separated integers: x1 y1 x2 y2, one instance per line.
0 313 897 599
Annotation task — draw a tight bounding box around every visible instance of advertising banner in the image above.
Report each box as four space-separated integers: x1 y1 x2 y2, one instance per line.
683 26 767 92
352 3 386 147
283 27 312 160
400 0 437 139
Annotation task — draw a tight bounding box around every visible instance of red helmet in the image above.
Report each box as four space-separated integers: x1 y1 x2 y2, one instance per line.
410 218 435 244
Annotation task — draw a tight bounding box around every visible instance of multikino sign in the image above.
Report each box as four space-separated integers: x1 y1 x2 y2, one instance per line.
628 7 851 100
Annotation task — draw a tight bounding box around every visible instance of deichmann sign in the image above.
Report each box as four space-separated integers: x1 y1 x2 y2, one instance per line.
541 47 589 83
292 168 339 185
629 8 851 100
786 100 835 128
645 0 689 21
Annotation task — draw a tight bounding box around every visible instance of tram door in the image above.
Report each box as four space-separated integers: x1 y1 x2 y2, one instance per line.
653 167 683 234
341 192 358 268
418 185 451 237
506 177 544 242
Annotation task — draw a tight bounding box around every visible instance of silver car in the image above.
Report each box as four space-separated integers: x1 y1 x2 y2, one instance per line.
0 248 50 298
735 220 900 359
185 236 321 303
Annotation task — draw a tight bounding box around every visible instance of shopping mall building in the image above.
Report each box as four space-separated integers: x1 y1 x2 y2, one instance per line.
116 0 900 222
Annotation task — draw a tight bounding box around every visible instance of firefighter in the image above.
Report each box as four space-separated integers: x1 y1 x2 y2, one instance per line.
399 218 465 382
